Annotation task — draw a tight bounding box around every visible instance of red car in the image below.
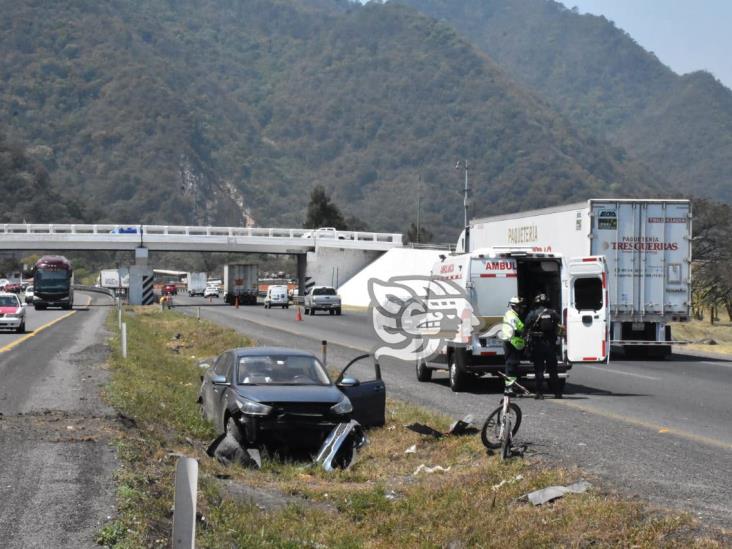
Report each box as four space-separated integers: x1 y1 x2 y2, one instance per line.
162 284 178 296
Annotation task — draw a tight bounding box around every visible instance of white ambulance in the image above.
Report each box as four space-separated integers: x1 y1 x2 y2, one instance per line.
417 247 609 392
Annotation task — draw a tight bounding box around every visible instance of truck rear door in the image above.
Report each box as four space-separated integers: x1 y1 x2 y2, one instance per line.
565 256 609 363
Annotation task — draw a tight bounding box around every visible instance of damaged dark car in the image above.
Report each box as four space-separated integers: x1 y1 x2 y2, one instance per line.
198 347 385 453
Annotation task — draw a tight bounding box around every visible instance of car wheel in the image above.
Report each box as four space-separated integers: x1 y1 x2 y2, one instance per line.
16 322 25 334
416 360 432 382
449 349 469 392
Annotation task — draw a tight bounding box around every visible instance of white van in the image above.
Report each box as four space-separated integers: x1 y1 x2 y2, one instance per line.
418 247 609 391
264 285 289 309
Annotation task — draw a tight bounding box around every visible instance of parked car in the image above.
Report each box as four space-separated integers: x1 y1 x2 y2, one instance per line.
198 348 385 451
304 286 341 315
203 286 219 298
24 285 34 304
264 285 289 309
0 293 26 333
3 282 21 293
162 284 177 296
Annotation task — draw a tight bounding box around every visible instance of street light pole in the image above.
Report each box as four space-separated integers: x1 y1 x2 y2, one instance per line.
416 175 422 244
456 160 470 252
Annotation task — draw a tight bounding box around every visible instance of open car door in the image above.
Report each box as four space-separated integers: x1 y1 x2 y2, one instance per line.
565 256 610 363
336 354 386 427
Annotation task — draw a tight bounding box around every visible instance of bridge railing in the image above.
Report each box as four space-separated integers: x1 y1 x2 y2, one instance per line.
0 223 403 243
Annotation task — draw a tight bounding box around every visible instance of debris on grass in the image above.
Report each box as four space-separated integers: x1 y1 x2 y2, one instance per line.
315 420 367 472
413 464 452 475
405 422 443 438
404 444 417 454
447 414 478 436
525 480 592 505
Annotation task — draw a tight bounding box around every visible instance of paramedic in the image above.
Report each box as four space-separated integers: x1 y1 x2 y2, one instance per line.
501 297 526 387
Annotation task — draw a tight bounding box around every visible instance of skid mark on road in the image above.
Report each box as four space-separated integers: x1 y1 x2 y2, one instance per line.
0 311 76 354
551 398 732 450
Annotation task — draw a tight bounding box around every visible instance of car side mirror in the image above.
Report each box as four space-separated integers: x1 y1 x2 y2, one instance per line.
198 362 211 369
211 374 229 385
338 376 360 387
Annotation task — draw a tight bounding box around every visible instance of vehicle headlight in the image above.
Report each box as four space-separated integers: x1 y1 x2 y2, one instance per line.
330 397 353 415
235 398 272 416
6 313 21 318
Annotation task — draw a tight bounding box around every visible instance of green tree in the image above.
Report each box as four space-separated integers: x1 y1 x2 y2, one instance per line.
303 185 347 229
405 222 433 244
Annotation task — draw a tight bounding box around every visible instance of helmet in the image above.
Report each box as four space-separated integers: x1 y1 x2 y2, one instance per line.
534 293 548 305
508 296 523 308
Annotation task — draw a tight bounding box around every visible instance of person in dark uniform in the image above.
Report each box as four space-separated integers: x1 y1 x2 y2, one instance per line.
524 293 562 399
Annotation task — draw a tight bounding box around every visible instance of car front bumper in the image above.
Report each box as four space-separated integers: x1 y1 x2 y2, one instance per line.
0 316 23 329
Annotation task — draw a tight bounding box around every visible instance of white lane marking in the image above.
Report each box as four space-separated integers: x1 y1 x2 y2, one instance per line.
581 364 659 380
701 361 732 369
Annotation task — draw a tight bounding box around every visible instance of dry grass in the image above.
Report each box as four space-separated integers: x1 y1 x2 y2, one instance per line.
672 317 732 355
98 307 728 548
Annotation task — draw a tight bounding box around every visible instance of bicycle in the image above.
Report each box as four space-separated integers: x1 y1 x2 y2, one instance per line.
480 372 532 460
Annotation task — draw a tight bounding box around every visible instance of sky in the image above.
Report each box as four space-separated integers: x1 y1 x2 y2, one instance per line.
556 0 732 89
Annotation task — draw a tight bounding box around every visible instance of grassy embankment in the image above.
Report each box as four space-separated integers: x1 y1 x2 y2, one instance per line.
98 307 725 547
672 318 732 355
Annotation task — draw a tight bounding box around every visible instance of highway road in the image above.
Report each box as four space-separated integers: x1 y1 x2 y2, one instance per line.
176 296 732 527
0 293 117 549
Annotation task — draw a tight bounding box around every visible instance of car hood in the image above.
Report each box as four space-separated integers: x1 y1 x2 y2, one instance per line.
237 384 344 405
0 307 20 314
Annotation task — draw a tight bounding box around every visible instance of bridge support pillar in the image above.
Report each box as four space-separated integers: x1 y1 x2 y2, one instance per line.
135 246 149 267
296 254 306 299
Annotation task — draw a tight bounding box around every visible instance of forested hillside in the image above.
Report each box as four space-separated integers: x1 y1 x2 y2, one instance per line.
0 127 87 223
0 0 663 239
398 0 732 203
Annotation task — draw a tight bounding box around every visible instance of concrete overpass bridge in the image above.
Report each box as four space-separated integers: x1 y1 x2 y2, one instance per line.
0 224 403 304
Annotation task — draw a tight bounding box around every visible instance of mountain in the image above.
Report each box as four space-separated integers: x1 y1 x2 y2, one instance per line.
397 0 732 203
0 127 87 223
0 0 664 240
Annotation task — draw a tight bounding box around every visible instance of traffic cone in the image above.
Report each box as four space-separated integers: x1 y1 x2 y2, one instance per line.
295 306 303 321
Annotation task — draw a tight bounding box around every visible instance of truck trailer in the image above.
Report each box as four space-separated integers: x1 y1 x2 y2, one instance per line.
223 264 259 305
418 247 609 391
459 199 691 358
186 272 208 297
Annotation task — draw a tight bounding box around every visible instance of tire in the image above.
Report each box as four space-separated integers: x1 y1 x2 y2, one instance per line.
481 403 522 450
16 322 25 334
336 307 342 316
449 348 469 392
329 309 335 316
416 360 432 382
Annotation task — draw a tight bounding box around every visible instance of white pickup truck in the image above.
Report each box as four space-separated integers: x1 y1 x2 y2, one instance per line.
304 286 342 316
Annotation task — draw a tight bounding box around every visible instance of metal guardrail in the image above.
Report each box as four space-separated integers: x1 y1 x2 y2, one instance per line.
72 285 116 298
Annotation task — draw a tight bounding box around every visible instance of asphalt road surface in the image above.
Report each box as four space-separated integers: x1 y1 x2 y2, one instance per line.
0 292 117 548
176 295 732 528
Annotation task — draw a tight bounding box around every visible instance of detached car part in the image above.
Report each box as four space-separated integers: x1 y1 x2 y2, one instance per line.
314 420 367 471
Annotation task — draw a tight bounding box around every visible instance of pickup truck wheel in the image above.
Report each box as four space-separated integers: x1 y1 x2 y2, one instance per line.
416 360 432 382
329 309 335 316
449 349 469 392
336 307 342 316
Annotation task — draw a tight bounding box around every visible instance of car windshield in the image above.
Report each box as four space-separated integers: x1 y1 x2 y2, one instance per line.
237 355 331 385
0 295 19 307
313 288 336 296
35 270 70 290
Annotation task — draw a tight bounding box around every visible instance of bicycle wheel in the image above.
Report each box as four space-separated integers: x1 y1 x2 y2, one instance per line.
501 416 512 460
481 403 522 450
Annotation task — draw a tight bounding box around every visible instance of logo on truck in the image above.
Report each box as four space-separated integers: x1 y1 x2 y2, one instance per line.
604 236 679 252
597 210 617 230
368 276 479 362
507 224 538 244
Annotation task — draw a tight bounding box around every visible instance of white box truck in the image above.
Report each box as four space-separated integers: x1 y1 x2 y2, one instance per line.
186 272 208 297
418 247 609 392
460 199 691 358
99 268 130 296
223 264 259 305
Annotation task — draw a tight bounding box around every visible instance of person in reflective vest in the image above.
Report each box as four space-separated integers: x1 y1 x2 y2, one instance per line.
501 296 525 389
524 293 562 399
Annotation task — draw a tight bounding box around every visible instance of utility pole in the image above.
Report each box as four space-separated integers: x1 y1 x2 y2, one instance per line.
416 175 422 244
455 160 470 252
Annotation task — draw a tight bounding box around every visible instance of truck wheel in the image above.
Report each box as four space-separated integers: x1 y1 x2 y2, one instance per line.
336 307 342 316
449 348 469 392
416 360 432 382
329 309 335 316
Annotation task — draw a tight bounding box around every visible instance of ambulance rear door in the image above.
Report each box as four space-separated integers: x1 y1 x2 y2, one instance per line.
565 256 610 363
